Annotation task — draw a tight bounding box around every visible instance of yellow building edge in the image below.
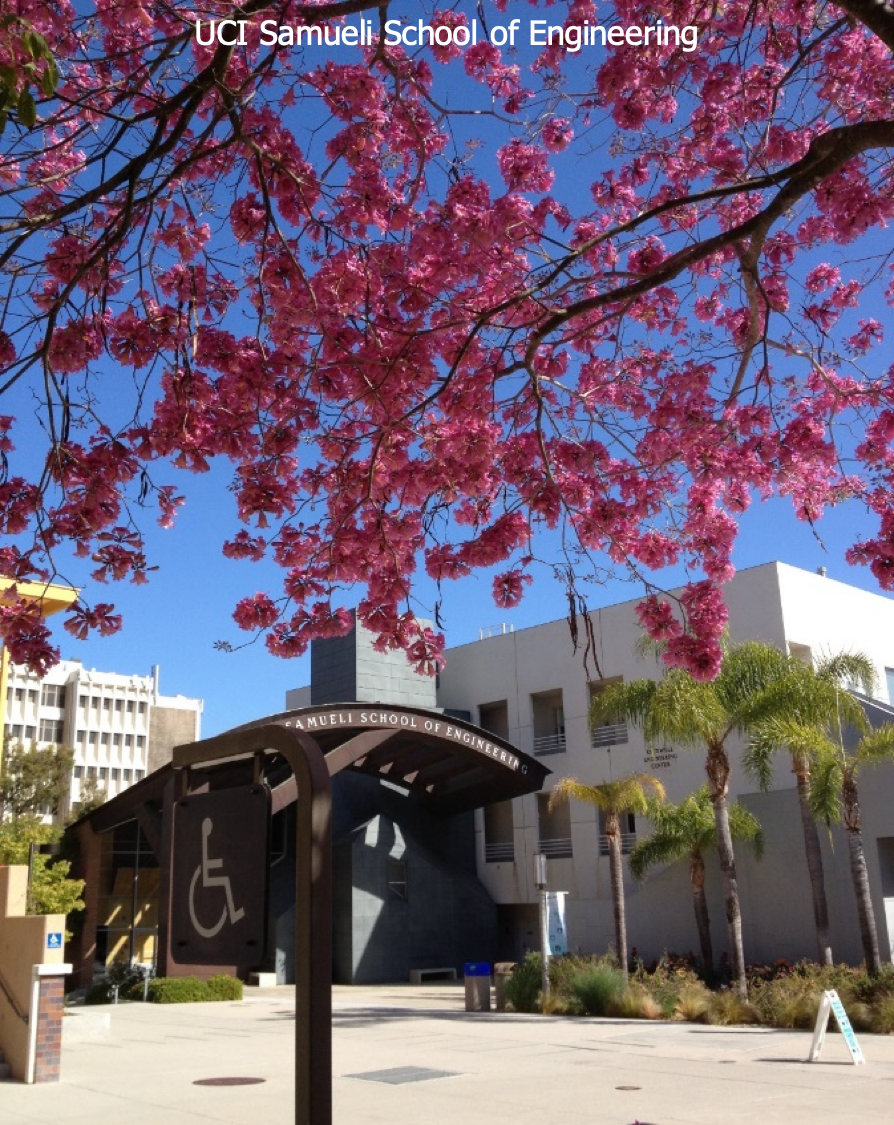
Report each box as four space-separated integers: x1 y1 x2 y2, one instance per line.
0 578 80 775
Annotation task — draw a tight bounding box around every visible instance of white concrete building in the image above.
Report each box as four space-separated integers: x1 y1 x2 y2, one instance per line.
436 562 894 969
3 660 202 818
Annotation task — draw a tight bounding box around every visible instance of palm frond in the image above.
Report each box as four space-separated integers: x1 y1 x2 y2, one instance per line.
742 725 779 790
549 773 665 816
649 672 726 745
808 752 843 826
629 785 761 879
590 679 657 730
714 641 791 722
629 831 686 881
816 651 877 696
727 802 764 860
852 723 894 768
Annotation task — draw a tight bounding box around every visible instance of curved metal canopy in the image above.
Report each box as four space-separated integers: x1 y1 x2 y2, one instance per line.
228 703 550 814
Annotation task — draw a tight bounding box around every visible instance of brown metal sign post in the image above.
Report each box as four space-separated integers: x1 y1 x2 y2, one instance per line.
174 725 332 1125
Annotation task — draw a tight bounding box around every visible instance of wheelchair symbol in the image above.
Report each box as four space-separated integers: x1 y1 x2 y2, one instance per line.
188 817 245 939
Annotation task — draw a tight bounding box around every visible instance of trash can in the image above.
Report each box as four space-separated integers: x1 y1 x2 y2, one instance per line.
464 962 492 1012
494 962 516 1012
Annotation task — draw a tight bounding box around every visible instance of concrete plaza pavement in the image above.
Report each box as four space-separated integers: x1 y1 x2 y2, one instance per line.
3 981 893 1125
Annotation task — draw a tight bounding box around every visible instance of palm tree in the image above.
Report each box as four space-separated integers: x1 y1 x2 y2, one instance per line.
629 787 763 974
549 773 665 984
593 640 793 998
744 652 875 966
766 715 894 976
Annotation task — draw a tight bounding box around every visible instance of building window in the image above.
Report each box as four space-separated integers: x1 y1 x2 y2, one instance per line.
531 690 566 755
88 731 99 746
589 678 629 748
598 811 637 857
484 800 514 862
537 793 572 858
136 735 146 752
387 858 408 901
138 701 147 716
125 734 134 749
115 699 124 713
24 725 35 741
38 718 64 744
479 700 509 741
126 700 135 714
103 699 112 713
74 765 84 779
101 732 110 747
41 684 66 708
112 768 121 782
28 689 38 704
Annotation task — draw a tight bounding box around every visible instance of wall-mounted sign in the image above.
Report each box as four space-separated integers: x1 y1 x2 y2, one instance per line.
644 746 678 770
171 784 270 965
46 932 62 949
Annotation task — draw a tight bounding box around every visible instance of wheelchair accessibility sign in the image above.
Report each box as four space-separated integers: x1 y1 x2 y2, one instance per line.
171 784 270 965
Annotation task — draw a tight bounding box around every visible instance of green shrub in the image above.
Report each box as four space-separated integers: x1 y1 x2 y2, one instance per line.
612 985 663 1020
749 977 814 1029
566 962 626 1017
84 981 115 1004
632 954 705 1018
870 994 894 1035
144 974 242 1004
206 973 243 1001
674 984 711 1022
505 953 543 1013
702 989 760 1026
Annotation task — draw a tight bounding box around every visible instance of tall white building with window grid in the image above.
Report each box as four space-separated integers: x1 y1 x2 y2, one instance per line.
3 660 202 818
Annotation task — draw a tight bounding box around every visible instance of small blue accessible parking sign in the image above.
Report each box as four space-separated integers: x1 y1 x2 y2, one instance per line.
47 932 62 949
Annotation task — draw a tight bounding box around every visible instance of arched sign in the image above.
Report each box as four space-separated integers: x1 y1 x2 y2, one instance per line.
233 703 550 814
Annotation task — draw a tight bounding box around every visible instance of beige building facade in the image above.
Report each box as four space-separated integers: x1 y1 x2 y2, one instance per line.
436 562 894 968
3 660 202 819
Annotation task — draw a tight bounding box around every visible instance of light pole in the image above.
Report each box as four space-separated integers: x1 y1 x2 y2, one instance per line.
534 851 549 1002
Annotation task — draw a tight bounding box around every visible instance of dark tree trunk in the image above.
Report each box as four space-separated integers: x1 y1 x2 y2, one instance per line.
795 769 833 965
847 826 881 976
707 745 747 998
607 825 628 986
689 851 713 973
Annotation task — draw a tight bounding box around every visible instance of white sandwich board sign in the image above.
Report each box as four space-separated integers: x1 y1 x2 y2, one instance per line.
807 989 865 1065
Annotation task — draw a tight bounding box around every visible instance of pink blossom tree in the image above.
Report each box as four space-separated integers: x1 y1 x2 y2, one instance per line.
1 1 893 675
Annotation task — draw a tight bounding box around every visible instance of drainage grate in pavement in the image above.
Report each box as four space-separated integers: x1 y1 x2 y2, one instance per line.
193 1077 266 1086
346 1066 460 1085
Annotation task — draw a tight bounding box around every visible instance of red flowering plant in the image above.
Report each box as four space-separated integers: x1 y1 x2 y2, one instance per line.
1 1 894 675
